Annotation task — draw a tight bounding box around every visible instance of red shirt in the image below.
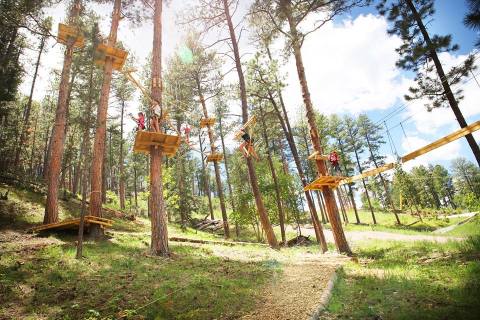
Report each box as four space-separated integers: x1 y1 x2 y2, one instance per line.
138 114 145 128
329 152 339 164
184 126 191 134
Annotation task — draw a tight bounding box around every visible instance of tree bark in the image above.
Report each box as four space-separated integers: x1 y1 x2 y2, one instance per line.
281 0 350 254
89 0 121 238
44 0 81 224
406 0 480 167
196 76 230 238
149 0 169 256
223 0 278 249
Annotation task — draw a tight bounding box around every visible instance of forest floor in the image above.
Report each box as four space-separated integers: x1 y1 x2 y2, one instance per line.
0 184 347 320
1 184 479 319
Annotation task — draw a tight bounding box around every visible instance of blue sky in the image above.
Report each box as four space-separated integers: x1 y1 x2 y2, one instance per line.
328 0 480 171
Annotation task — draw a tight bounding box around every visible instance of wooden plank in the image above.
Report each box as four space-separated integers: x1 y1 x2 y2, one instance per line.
341 163 395 184
57 23 84 48
401 120 480 163
234 116 257 140
304 176 345 190
339 120 480 185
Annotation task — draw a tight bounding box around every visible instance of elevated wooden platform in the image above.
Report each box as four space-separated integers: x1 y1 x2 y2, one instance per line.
308 151 329 161
206 153 224 162
200 118 215 128
234 116 257 140
304 176 346 190
133 131 180 157
57 23 84 48
95 43 128 71
29 216 113 233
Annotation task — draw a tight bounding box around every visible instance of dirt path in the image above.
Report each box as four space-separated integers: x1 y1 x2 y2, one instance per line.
240 255 346 320
288 225 464 244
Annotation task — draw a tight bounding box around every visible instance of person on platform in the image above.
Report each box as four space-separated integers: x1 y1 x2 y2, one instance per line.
329 150 341 173
130 112 145 131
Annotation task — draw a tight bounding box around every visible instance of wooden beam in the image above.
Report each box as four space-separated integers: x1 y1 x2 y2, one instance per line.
340 120 480 185
401 120 480 162
341 163 395 184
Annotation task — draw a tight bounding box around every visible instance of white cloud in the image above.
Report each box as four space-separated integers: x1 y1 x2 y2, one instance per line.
280 14 411 121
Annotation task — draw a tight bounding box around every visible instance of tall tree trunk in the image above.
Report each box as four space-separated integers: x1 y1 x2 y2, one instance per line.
281 0 350 254
149 0 169 256
44 0 82 224
259 105 286 244
199 130 214 219
119 100 126 210
218 112 239 236
15 35 46 168
406 0 480 167
222 0 278 249
89 0 121 238
196 76 230 238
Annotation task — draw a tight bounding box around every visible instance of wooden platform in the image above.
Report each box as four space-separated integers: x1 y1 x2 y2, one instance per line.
95 43 128 71
200 118 215 128
304 176 346 190
308 151 329 161
133 131 181 156
57 23 84 48
234 116 257 140
29 216 113 233
206 153 224 162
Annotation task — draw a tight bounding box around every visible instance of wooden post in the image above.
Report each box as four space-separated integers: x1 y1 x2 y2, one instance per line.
149 0 169 256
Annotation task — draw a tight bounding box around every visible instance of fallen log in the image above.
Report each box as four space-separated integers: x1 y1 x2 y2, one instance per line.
169 237 266 247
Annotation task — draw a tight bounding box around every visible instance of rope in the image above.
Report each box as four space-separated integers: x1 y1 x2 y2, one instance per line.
400 121 412 152
384 121 398 158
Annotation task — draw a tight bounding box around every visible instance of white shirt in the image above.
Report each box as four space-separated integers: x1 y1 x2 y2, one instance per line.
153 104 161 117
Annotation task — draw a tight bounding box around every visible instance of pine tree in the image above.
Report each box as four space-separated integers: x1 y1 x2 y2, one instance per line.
378 0 480 167
464 0 480 47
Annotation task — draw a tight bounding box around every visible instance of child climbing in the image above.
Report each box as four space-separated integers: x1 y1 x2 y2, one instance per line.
329 150 340 173
239 128 259 160
183 123 191 144
130 112 145 131
150 102 162 133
